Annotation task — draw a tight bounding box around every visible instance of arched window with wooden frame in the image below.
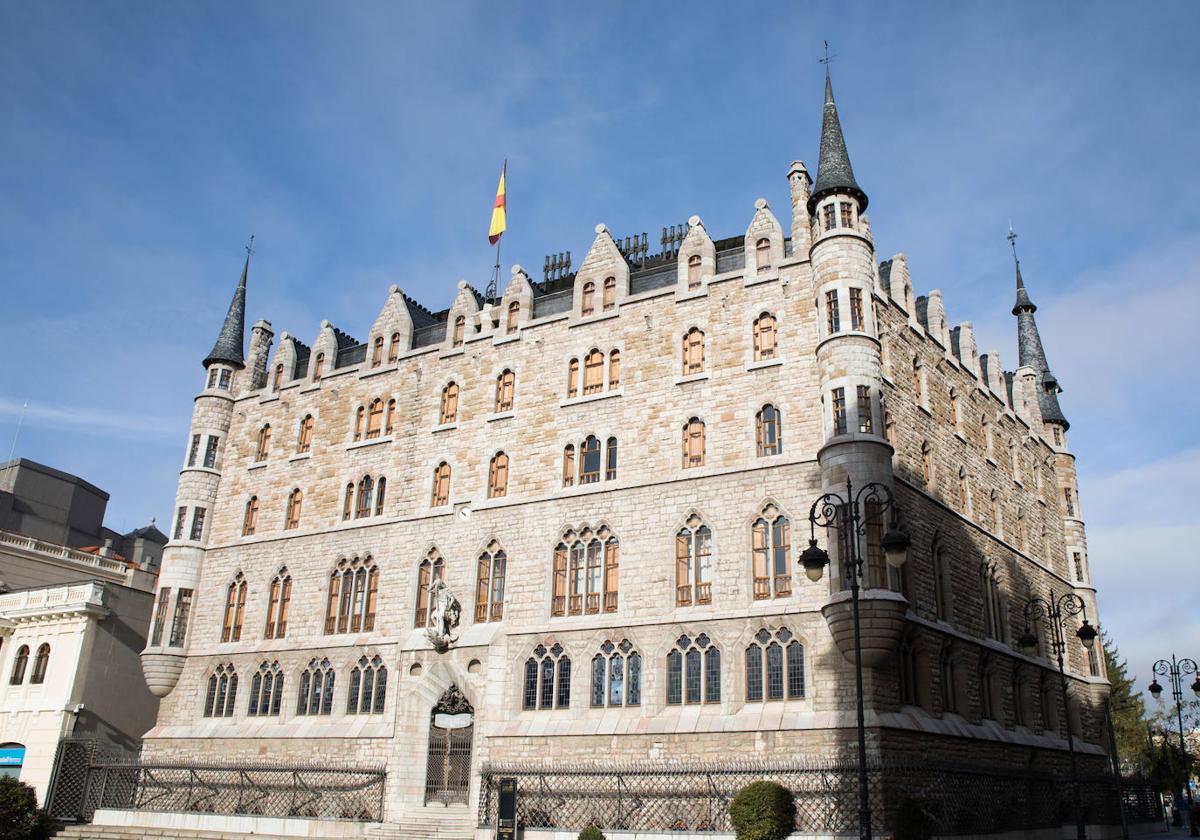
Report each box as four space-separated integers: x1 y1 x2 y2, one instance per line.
475 541 507 623
756 405 782 457
324 556 378 634
365 399 384 439
752 312 777 361
221 572 247 643
312 352 325 382
506 300 520 334
488 452 509 498
297 414 314 454
751 504 790 599
439 382 459 425
431 462 451 507
342 482 354 521
566 358 579 398
756 237 772 273
602 276 616 311
675 514 713 606
9 645 28 684
562 444 575 487
415 549 445 627
555 526 618 616
583 349 604 395
255 424 272 462
744 627 804 702
371 335 384 368
30 643 50 685
590 639 640 707
495 369 515 412
348 655 387 714
581 281 596 316
203 663 238 718
384 399 396 436
387 331 401 363
272 363 284 392
452 315 465 348
375 477 387 516
248 660 283 717
264 568 291 639
605 437 618 481
682 417 705 468
580 436 601 484
687 254 703 289
353 406 365 441
608 350 620 389
667 633 720 705
285 488 303 530
356 475 374 519
296 657 334 716
682 328 705 375
242 496 259 536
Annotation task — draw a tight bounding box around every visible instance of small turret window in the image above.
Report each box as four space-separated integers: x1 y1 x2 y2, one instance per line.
849 288 864 331
687 255 702 289
207 368 219 389
831 387 847 435
822 204 836 231
857 386 873 434
839 201 854 228
189 507 206 541
756 238 771 273
825 290 841 334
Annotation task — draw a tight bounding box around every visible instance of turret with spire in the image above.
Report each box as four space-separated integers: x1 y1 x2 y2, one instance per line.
1008 229 1068 430
808 63 868 215
203 254 248 370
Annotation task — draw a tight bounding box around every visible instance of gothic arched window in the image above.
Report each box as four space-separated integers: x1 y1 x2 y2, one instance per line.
675 514 713 606
608 350 620 389
682 417 705 468
242 496 259 536
744 628 803 702
667 634 720 705
297 414 314 454
580 435 602 484
296 658 334 716
285 488 303 530
756 237 771 273
388 331 401 363
682 328 705 375
371 335 384 368
431 462 451 507
348 655 387 714
522 644 570 710
495 369 515 413
552 526 618 616
751 505 790 599
475 541 507 623
415 549 445 627
756 405 782 457
590 639 640 707
440 382 459 425
264 568 291 640
583 349 604 395
602 276 616 311
366 399 384 439
356 475 374 519
203 663 238 718
687 254 702 289
452 315 465 348
507 300 520 334
488 452 509 498
221 572 247 642
581 281 595 316
255 424 272 461
248 661 283 717
324 556 378 634
753 312 777 361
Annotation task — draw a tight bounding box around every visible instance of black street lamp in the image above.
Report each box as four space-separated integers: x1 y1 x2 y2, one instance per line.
801 477 909 840
1148 654 1200 836
1018 591 1097 840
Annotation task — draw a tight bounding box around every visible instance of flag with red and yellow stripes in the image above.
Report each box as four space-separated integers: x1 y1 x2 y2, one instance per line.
488 162 506 245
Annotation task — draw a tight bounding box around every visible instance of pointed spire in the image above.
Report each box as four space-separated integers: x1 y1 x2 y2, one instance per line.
808 59 867 214
1007 228 1068 429
203 242 251 369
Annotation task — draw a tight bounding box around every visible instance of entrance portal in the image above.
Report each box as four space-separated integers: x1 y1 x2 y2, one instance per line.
424 684 473 806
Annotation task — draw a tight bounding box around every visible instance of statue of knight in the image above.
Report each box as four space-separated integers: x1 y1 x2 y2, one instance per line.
425 579 461 653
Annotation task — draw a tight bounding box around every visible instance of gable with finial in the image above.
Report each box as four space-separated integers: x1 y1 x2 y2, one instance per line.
366 285 415 363
676 216 715 292
264 332 302 391
445 280 482 347
743 199 785 278
306 321 345 381
573 224 629 316
500 266 534 332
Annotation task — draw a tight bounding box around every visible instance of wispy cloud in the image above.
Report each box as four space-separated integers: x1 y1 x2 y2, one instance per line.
0 398 178 441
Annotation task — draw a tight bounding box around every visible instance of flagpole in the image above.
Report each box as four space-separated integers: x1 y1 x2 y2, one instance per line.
487 159 506 301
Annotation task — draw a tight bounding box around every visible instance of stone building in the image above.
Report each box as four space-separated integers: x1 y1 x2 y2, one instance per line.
133 70 1109 835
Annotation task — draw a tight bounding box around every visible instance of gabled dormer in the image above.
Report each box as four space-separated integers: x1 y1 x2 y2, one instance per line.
573 224 629 318
445 280 482 349
743 199 785 280
676 216 715 294
365 285 415 369
500 266 535 336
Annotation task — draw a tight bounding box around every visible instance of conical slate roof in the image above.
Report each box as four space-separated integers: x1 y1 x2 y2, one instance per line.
1010 245 1068 429
808 69 867 214
203 256 248 369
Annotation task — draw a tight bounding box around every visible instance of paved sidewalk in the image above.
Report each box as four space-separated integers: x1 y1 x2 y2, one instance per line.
1130 824 1195 839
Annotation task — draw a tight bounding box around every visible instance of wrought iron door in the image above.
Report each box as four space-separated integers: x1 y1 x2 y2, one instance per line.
424 684 474 806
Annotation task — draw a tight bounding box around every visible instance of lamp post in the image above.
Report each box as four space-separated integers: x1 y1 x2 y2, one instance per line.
1148 655 1200 836
800 477 910 840
1018 591 1098 840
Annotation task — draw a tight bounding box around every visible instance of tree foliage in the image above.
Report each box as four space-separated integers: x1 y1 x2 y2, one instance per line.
1102 632 1149 773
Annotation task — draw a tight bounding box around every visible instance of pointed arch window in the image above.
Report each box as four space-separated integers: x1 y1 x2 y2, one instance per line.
248 661 283 716
452 315 465 348
751 504 790 599
264 568 291 639
356 475 374 518
682 328 705 375
667 634 720 705
440 382 459 425
561 444 575 487
312 352 324 382
687 254 703 289
297 658 334 716
365 399 384 439
475 541 507 623
581 281 596 316
375 477 387 516
932 542 953 622
583 349 604 395
756 405 782 457
554 526 618 616
324 556 378 634
745 628 803 701
285 488 303 530
495 369 515 412
432 462 451 507
580 436 601 484
602 276 616 311
756 237 771 273
388 331 401 362
590 639 640 707
30 643 50 685
297 415 314 453
682 417 706 468
752 313 777 361
488 452 509 498
675 514 713 606
9 645 28 684
912 358 924 405
921 441 933 487
255 424 272 461
371 335 384 367
385 399 396 435
608 350 620 389
221 572 247 643
605 437 618 481
242 497 259 536
958 467 971 515
203 663 238 718
523 644 570 710
353 406 365 441
348 655 387 714
507 300 521 333
567 358 579 398
272 363 284 392
415 549 445 627
342 482 354 521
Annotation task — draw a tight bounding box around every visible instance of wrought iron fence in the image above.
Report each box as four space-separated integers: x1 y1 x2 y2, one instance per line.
477 760 1161 835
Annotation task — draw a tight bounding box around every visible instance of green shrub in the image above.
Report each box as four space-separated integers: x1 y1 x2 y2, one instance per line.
894 797 933 840
578 825 606 840
728 780 796 840
0 777 56 840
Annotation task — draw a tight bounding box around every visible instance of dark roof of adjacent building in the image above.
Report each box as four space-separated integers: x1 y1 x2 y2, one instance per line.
203 257 248 369
809 70 867 213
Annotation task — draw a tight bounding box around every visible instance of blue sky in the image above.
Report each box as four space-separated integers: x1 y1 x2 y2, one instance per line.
1 2 1197 690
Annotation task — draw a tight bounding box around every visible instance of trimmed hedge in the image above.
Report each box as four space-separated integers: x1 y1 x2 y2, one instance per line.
578 826 606 840
729 780 796 840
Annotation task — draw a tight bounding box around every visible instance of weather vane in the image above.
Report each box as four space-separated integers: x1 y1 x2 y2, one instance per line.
245 234 256 259
820 40 836 68
1007 223 1018 255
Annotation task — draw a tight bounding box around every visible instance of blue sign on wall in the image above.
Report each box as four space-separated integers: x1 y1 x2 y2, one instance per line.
0 746 25 766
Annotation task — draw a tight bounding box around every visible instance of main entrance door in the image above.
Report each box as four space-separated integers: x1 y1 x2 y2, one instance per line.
424 685 474 806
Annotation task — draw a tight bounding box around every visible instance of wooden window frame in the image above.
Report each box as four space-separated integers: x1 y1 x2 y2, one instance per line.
687 254 702 289
440 382 459 424
682 328 705 376
432 462 451 507
753 313 777 361
488 452 509 498
581 281 595 316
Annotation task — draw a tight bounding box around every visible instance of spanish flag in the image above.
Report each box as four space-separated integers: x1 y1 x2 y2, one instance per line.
488 161 507 245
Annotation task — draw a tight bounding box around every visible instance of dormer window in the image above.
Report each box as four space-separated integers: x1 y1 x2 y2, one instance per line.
602 277 616 311
506 301 520 334
581 281 595 316
452 316 465 348
756 238 771 273
687 255 702 289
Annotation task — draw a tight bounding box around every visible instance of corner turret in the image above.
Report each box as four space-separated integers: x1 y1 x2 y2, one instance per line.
1008 229 1068 431
203 254 248 369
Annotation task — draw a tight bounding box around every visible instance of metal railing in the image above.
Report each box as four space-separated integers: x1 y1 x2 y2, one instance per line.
0 528 127 574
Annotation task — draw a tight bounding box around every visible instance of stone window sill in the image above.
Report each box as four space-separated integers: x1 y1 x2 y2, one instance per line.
675 372 709 386
248 462 268 472
486 411 515 423
431 422 459 434
289 452 312 463
953 432 967 444
298 383 321 394
561 390 622 408
917 404 933 417
745 358 783 372
346 436 393 451
441 346 466 358
985 456 998 467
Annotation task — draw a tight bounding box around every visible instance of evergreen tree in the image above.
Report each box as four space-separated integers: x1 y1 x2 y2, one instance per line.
1102 631 1150 773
